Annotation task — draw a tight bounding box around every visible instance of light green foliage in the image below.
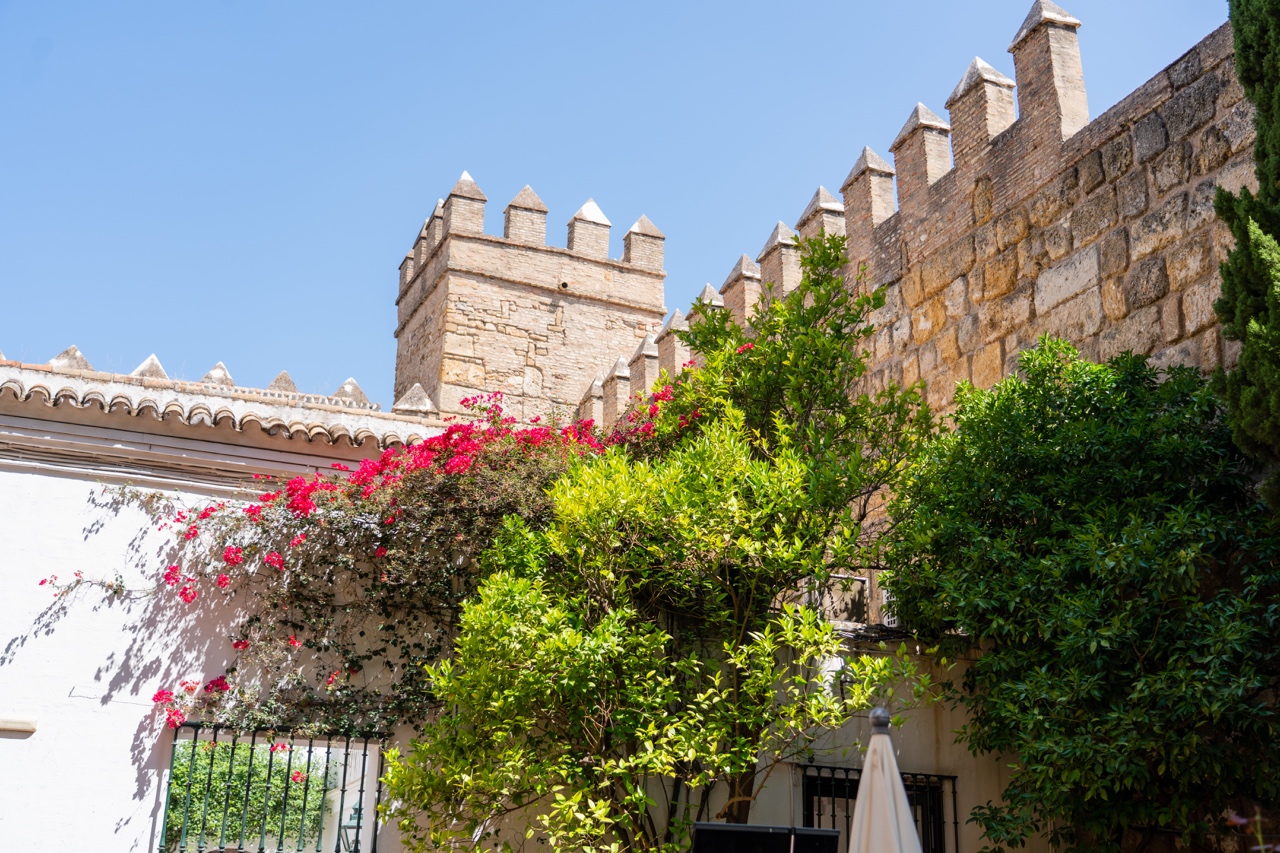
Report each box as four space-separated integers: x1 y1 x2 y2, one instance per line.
884 338 1280 852
1215 0 1280 501
383 234 932 852
165 741 330 849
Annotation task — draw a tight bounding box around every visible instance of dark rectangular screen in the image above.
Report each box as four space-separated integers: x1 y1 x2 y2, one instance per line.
691 823 840 853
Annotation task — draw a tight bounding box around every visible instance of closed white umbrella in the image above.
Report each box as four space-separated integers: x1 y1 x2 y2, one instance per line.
847 707 923 853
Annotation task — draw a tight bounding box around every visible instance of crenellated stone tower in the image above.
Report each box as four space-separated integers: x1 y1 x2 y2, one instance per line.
396 1 1257 432
393 173 667 421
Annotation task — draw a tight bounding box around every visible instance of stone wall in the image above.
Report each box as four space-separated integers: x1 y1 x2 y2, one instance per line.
394 173 667 423
397 4 1260 430
842 9 1256 412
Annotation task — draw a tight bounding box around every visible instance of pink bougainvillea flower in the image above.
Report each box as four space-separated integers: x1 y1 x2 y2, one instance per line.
152 689 174 704
288 635 302 648
204 675 230 693
269 742 290 753
165 707 186 729
289 534 306 548
184 524 199 540
222 546 244 566
243 504 263 521
326 669 340 686
330 463 350 471
291 770 307 783
178 585 198 604
443 454 473 475
231 639 250 650
736 342 755 354
215 574 231 589
179 680 200 694
38 578 47 586
374 547 387 558
263 552 284 570
163 565 182 587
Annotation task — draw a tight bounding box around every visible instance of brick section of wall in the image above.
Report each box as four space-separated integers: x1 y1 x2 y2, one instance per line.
844 20 1255 413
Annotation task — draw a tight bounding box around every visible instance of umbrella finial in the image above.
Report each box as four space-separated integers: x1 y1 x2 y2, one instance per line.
870 706 891 734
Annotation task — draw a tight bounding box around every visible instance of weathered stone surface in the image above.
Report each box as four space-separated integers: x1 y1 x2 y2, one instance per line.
1044 221 1073 261
921 237 975 296
981 249 1019 301
944 277 969 319
937 325 960 364
958 313 981 353
1124 256 1171 311
1101 134 1134 181
1043 287 1104 341
1182 278 1218 335
1150 334 1202 371
1187 178 1219 231
972 176 994 225
979 284 1033 344
971 340 1003 388
1160 294 1183 342
1118 171 1150 219
1130 192 1188 260
1134 112 1169 163
912 295 947 344
1035 245 1100 314
995 208 1031 252
1153 141 1192 194
1071 187 1118 248
1099 228 1130 277
1168 49 1202 89
1098 304 1161 358
901 269 925 308
1163 73 1220 140
1166 233 1212 290
1078 150 1105 194
1195 125 1231 175
974 222 998 262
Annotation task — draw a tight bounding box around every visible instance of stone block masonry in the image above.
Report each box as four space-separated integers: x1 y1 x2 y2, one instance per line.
394 174 666 422
833 3 1255 412
395 2 1258 431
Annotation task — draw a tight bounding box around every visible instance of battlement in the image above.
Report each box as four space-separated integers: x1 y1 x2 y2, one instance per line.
607 0 1253 423
393 172 667 421
401 3 1258 433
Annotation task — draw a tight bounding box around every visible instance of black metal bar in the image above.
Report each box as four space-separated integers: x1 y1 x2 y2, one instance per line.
277 734 297 852
951 777 960 853
352 737 371 851
158 726 181 853
297 738 316 852
259 738 279 853
239 730 259 853
219 732 241 852
179 725 201 852
197 725 221 851
333 736 352 853
316 737 333 853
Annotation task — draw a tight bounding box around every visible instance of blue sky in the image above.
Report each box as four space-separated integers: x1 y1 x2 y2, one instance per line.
0 1 1229 408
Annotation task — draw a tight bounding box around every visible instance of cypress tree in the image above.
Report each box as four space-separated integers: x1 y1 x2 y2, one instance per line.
1216 0 1280 502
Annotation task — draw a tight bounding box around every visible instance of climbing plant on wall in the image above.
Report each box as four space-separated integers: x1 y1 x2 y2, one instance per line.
1215 0 1280 502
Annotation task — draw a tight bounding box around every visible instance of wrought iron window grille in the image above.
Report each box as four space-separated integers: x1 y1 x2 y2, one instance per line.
157 723 385 853
800 763 960 853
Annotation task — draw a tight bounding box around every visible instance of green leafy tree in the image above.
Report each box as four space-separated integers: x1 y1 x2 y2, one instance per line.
884 338 1280 852
1215 0 1280 501
383 234 934 853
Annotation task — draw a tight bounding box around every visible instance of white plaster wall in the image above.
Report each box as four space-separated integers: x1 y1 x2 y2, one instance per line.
0 465 235 849
0 462 402 851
